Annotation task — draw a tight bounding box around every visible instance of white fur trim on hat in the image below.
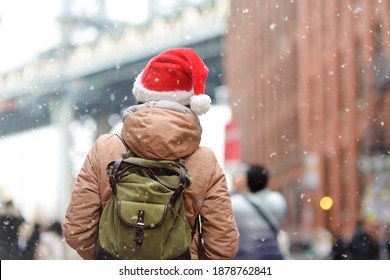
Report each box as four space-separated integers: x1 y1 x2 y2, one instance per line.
133 72 194 105
133 72 211 115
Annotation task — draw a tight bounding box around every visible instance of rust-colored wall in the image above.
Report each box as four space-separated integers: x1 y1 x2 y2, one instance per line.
224 0 390 242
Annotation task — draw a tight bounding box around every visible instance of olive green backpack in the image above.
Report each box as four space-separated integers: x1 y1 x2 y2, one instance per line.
95 134 192 260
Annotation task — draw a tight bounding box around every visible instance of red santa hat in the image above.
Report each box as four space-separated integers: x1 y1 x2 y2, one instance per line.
132 47 211 115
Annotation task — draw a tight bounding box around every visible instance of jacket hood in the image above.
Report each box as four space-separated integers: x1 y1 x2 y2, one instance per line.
121 101 202 160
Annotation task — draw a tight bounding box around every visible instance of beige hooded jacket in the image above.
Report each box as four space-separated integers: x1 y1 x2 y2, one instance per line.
63 101 239 260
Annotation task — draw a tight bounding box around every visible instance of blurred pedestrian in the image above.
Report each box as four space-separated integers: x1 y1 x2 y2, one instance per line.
63 47 239 260
0 200 25 259
22 223 41 260
348 220 379 260
387 239 390 260
35 220 69 260
312 227 333 259
331 235 350 260
231 164 287 259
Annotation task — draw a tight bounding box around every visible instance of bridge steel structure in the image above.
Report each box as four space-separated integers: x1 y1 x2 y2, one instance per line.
0 0 230 219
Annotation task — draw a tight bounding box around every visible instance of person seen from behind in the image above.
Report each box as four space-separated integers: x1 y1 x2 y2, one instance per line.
231 164 287 259
62 47 239 260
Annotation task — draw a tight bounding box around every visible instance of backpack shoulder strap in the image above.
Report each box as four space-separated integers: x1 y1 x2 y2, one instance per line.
115 133 130 151
244 196 278 236
114 133 138 158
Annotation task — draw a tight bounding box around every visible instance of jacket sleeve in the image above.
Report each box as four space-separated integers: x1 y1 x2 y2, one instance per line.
62 140 102 260
192 148 240 259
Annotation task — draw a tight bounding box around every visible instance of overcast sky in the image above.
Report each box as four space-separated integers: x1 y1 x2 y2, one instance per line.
0 0 149 73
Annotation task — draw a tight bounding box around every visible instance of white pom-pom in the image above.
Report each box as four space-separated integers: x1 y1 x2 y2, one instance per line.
190 94 211 115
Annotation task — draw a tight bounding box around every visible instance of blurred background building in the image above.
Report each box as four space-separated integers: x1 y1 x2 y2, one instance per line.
0 0 389 258
225 0 390 257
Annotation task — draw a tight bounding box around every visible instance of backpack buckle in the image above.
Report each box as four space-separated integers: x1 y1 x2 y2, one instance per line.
134 210 145 245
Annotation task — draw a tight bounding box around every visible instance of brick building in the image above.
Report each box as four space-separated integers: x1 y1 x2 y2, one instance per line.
224 0 390 244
